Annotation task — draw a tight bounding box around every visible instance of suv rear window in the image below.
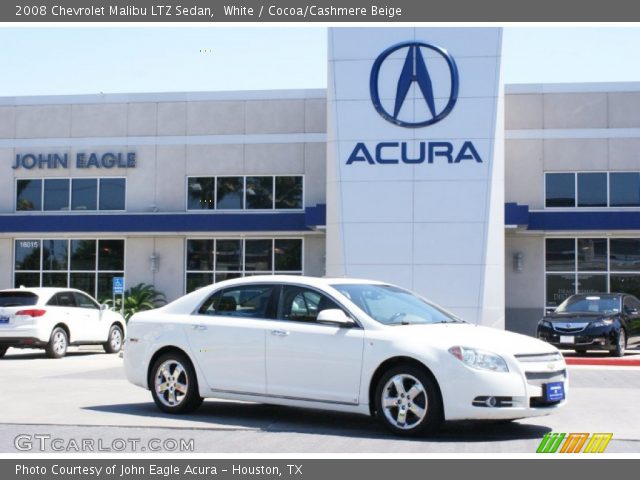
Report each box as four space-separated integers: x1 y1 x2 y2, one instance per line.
0 292 38 307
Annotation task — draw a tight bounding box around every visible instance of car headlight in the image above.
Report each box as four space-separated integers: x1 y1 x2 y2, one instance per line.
448 346 509 372
591 318 615 327
539 320 552 328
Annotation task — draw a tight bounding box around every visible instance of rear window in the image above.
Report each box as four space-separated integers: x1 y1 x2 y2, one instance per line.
0 292 39 307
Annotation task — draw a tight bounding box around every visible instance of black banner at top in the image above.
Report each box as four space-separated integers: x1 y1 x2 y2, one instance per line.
3 0 640 22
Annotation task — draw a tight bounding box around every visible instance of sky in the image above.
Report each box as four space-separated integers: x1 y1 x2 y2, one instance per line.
1 27 640 96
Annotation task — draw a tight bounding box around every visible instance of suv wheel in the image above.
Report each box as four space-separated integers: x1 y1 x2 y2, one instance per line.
611 329 626 357
374 365 443 437
46 327 68 359
103 324 124 354
150 352 203 414
0 346 7 358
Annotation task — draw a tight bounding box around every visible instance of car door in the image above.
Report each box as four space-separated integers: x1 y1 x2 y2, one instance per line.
72 292 103 342
623 296 640 345
265 285 365 405
46 292 82 342
184 284 276 395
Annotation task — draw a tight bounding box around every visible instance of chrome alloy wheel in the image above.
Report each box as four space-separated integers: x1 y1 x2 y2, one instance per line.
618 330 626 355
155 359 189 407
109 327 122 351
53 330 67 356
381 374 428 430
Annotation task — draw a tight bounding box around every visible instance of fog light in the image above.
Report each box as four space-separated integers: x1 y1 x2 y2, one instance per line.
485 396 497 407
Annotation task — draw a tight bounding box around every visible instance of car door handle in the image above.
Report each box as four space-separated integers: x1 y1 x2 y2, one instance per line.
192 324 207 331
271 329 290 337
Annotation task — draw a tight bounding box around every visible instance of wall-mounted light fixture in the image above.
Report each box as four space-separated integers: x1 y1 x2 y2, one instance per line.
513 252 524 273
150 253 160 273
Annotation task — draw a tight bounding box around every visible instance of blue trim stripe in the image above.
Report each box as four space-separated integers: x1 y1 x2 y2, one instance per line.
0 210 327 234
506 202 640 230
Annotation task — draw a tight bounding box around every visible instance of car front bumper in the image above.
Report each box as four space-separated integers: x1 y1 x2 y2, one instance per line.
537 325 619 351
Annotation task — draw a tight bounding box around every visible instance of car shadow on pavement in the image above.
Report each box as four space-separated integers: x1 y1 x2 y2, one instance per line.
85 401 551 442
1 351 103 360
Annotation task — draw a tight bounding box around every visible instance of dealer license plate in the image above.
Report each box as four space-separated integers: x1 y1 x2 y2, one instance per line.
544 382 565 402
0 316 9 325
559 335 575 344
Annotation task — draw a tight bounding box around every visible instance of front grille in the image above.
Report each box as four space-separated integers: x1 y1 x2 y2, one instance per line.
553 322 589 333
515 352 563 363
530 397 562 408
525 369 567 381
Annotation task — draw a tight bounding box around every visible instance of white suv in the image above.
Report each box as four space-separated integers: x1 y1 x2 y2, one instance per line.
0 288 126 359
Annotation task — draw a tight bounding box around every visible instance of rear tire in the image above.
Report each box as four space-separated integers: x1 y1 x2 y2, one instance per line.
103 324 124 354
0 347 7 358
611 329 626 357
45 327 68 359
150 352 203 414
374 364 443 437
574 349 587 354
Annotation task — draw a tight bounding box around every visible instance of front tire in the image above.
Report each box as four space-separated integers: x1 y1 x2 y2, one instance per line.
574 348 587 354
150 352 203 414
0 347 7 358
103 324 124 354
46 327 68 359
611 329 626 357
374 365 443 437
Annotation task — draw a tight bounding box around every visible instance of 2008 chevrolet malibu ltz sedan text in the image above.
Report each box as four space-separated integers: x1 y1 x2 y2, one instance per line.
124 276 567 436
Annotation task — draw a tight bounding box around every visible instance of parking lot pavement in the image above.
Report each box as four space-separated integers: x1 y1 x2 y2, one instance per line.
1 347 640 453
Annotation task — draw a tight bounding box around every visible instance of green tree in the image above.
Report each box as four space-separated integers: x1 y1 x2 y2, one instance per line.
107 283 167 321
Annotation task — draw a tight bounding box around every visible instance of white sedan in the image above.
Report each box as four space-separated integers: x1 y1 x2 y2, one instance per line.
0 288 126 359
124 276 567 436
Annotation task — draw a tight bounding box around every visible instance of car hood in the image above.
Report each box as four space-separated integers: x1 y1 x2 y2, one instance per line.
386 323 558 356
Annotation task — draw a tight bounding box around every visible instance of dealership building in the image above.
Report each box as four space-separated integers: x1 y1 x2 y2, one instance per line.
1 27 640 336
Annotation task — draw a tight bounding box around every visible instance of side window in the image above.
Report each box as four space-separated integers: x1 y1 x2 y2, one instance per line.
74 292 99 309
49 292 77 307
279 286 342 323
624 297 640 313
197 285 274 319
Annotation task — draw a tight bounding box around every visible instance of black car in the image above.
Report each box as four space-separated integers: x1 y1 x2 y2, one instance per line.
537 293 640 356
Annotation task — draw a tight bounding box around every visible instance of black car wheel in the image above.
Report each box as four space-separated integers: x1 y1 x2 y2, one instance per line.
611 329 626 357
574 348 587 354
374 365 443 437
0 346 7 359
150 352 203 414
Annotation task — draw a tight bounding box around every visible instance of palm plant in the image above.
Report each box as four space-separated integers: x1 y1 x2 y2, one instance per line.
107 283 167 321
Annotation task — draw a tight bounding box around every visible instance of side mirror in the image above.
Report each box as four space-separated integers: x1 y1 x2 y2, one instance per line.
100 303 109 311
317 309 355 328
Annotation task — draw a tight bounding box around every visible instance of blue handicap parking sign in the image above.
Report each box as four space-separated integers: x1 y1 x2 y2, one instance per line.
112 277 125 295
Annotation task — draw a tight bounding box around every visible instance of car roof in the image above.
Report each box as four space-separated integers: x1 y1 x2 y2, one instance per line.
212 275 390 288
0 287 93 298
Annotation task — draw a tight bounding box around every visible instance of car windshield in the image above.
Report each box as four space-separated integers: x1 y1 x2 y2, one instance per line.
555 295 620 314
331 284 462 325
0 291 38 307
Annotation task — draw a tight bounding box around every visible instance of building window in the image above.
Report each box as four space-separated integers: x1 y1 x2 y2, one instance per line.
546 171 640 208
545 237 640 307
186 175 304 211
610 173 640 207
14 239 125 301
185 238 303 293
16 178 126 212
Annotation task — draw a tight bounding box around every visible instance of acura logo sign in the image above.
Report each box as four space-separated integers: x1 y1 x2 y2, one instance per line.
370 41 459 128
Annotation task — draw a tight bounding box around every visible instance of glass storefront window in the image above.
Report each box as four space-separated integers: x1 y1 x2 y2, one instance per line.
577 238 607 271
611 275 640 298
216 177 244 209
546 274 576 308
577 173 607 207
576 274 607 294
43 178 70 211
185 238 303 293
545 238 575 271
610 239 640 272
545 173 575 208
16 179 42 211
610 172 640 207
14 238 124 299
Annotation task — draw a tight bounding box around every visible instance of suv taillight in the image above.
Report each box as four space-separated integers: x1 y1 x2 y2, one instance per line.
15 309 47 317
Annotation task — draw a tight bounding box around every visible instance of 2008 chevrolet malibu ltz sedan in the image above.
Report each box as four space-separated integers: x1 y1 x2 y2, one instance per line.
124 276 567 436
